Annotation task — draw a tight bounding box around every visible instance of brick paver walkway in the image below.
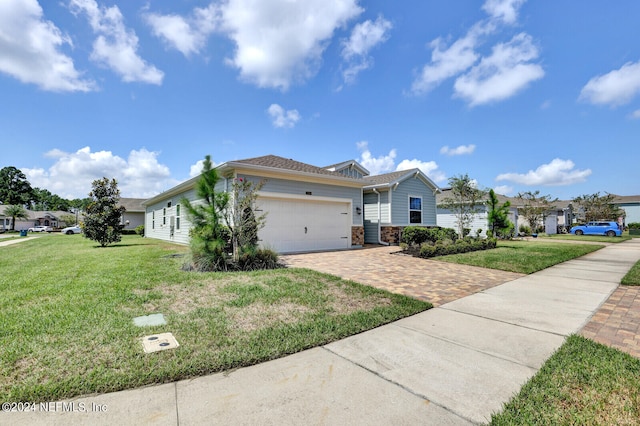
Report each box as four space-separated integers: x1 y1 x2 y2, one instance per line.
281 245 525 307
581 285 640 358
284 243 640 359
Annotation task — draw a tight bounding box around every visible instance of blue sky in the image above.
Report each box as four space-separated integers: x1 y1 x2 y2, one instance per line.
1 0 639 201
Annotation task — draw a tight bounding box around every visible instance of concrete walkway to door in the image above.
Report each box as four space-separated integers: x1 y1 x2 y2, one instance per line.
281 245 525 307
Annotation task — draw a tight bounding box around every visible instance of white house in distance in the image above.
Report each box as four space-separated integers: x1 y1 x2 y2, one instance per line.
142 155 440 253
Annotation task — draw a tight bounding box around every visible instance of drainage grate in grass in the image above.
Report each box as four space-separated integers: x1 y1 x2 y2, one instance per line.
141 332 179 354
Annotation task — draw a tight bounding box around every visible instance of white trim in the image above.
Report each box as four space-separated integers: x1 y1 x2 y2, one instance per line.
257 191 352 205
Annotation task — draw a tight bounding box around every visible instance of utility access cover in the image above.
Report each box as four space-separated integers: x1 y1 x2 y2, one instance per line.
133 313 167 327
142 332 179 354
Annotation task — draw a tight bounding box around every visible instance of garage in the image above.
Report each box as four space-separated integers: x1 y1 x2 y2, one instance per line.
257 196 351 253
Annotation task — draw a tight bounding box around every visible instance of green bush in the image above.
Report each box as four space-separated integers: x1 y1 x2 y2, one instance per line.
401 226 458 246
628 222 640 230
519 224 531 235
235 248 282 271
417 238 496 258
135 225 144 236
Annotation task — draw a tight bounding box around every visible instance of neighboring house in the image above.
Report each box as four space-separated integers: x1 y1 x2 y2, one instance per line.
0 205 71 231
611 195 640 225
143 155 440 253
119 198 146 230
436 189 519 237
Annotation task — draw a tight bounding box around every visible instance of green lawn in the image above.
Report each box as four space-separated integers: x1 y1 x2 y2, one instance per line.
0 235 429 403
435 240 604 274
622 261 640 286
490 335 640 425
541 234 632 243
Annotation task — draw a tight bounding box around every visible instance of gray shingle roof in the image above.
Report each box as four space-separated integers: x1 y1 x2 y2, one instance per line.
363 170 414 185
232 155 350 178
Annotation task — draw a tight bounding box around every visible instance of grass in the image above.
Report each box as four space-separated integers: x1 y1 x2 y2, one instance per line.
490 335 640 425
0 234 429 403
540 234 631 243
622 261 640 286
435 240 604 274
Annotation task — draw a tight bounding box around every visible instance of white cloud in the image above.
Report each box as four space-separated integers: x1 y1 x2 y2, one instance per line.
69 0 163 85
454 33 544 106
220 0 362 90
492 185 514 195
23 147 176 199
579 61 640 107
495 158 592 186
145 4 221 57
396 159 446 183
341 16 392 85
0 0 95 92
482 0 526 25
440 144 476 156
357 141 396 175
267 104 301 128
356 142 445 182
411 24 485 94
410 0 540 105
630 109 640 120
188 158 220 178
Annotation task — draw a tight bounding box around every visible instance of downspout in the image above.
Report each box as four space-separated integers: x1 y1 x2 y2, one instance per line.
372 188 390 246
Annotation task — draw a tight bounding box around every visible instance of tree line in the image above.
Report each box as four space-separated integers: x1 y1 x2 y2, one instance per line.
0 166 91 212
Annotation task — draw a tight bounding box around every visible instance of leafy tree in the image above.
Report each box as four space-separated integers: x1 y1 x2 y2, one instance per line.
0 167 33 206
487 189 513 238
82 178 126 247
31 188 71 211
516 191 558 234
572 192 624 223
59 213 77 227
4 205 28 231
182 155 231 271
224 177 267 262
439 174 487 237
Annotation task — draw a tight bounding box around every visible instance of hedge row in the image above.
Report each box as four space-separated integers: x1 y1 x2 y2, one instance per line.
418 238 497 258
401 226 459 246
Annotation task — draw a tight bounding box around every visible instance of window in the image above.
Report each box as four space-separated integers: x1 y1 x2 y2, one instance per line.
176 204 180 230
409 196 422 224
163 208 166 225
167 201 172 208
152 211 155 229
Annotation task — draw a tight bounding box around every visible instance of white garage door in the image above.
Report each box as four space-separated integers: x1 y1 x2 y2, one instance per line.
257 197 351 253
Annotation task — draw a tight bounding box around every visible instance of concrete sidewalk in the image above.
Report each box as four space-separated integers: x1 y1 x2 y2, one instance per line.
3 239 640 425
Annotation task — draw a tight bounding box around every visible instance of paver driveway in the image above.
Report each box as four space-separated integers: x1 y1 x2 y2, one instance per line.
281 245 525 307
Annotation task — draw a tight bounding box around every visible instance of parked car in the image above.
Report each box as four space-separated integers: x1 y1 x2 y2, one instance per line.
570 221 621 237
28 225 53 233
61 225 82 235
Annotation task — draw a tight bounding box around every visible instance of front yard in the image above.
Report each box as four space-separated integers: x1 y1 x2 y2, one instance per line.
0 235 428 403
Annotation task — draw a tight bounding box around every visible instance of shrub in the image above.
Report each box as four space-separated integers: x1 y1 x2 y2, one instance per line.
416 237 497 258
401 226 458 246
235 248 282 271
628 223 640 230
135 225 144 236
519 224 531 235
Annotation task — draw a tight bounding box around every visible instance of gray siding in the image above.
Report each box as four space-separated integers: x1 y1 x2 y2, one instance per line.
620 204 640 224
390 179 437 226
363 192 380 243
240 174 363 226
145 185 207 245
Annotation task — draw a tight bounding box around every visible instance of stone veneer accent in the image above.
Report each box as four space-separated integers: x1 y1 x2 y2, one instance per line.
351 226 364 246
380 226 403 244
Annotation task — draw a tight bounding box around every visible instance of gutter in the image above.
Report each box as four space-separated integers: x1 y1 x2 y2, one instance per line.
372 188 390 246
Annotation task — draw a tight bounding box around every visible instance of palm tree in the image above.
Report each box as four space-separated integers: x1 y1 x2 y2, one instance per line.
5 205 28 231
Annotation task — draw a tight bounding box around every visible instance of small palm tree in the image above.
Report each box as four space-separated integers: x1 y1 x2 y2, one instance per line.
5 205 28 231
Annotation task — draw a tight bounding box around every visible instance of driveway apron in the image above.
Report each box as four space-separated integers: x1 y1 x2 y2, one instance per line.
281 245 524 307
